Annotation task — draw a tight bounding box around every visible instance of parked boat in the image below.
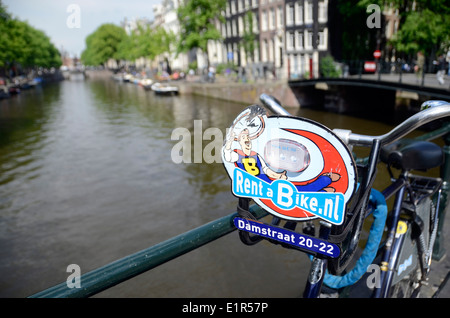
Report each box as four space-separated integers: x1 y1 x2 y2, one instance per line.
123 73 133 82
8 85 20 95
0 85 9 99
151 82 179 95
140 78 153 90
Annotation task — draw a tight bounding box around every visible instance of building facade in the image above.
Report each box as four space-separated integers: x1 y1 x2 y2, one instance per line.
120 0 335 79
284 0 329 79
216 0 330 79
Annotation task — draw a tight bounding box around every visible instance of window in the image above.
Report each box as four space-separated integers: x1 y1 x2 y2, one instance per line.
286 4 294 26
318 0 328 23
269 39 274 61
296 31 303 50
292 54 298 76
295 2 303 25
305 30 313 49
318 28 327 50
254 40 260 62
300 54 306 75
262 10 267 31
277 6 283 28
305 0 313 24
262 39 268 62
239 16 243 36
287 31 295 50
253 15 259 33
269 8 275 30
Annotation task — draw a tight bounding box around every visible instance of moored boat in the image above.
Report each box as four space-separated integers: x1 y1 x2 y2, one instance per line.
140 78 153 90
151 82 179 95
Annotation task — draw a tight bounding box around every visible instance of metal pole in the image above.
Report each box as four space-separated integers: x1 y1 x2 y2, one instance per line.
29 205 268 298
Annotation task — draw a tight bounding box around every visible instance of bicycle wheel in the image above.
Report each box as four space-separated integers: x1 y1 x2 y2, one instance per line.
389 267 422 298
389 196 435 298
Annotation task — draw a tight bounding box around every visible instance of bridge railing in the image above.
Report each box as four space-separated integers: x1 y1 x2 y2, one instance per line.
287 59 449 92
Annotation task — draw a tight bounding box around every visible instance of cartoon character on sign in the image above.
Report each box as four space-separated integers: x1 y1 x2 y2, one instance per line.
223 106 341 192
222 105 357 222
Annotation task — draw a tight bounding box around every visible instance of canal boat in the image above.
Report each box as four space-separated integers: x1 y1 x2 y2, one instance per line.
0 86 9 99
151 82 179 95
123 73 133 83
8 85 20 95
140 78 154 90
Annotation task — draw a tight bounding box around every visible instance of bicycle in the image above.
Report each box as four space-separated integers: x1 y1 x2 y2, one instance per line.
223 94 450 298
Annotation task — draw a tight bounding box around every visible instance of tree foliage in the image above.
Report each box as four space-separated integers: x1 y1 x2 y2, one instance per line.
176 0 226 65
116 25 175 62
82 22 175 67
337 0 382 60
0 1 61 70
320 55 342 78
81 23 127 66
389 0 449 56
337 0 449 60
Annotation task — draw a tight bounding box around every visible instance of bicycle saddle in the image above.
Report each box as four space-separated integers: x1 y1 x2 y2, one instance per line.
380 139 444 171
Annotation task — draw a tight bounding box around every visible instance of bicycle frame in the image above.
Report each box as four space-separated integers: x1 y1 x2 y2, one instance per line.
373 171 442 297
258 94 450 298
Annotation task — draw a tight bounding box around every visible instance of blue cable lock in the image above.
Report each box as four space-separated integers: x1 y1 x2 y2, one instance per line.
321 188 387 289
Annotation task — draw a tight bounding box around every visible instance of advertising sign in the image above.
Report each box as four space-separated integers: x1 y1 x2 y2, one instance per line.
222 105 357 226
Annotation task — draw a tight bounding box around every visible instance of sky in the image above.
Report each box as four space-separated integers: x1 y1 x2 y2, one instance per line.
3 0 160 57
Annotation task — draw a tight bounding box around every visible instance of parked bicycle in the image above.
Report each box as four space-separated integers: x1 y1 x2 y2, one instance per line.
223 94 450 298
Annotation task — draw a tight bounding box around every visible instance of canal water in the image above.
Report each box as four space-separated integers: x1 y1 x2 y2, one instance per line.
0 76 418 298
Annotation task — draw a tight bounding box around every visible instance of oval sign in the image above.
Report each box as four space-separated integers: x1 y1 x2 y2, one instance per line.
222 105 357 225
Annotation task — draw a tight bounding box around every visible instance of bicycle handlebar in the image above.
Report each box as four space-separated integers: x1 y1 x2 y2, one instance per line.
259 94 450 147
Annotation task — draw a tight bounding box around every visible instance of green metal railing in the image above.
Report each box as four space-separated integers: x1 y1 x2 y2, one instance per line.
29 205 268 298
29 124 450 298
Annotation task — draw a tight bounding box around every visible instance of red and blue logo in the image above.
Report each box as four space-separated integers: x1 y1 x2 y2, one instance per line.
223 105 357 225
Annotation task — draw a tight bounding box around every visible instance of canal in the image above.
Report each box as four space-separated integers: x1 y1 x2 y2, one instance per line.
0 76 423 297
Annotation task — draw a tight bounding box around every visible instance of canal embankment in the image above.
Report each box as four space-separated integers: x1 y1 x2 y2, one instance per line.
86 69 302 107
177 79 301 108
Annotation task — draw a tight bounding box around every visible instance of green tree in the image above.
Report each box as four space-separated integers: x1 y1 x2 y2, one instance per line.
115 25 175 65
337 0 383 61
389 0 449 59
138 25 175 60
0 1 61 73
81 23 127 67
176 0 226 67
115 29 141 62
320 55 342 78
